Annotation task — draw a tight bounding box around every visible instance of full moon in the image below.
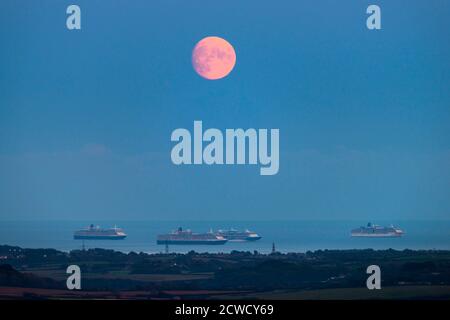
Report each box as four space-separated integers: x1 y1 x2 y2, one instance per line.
192 36 236 80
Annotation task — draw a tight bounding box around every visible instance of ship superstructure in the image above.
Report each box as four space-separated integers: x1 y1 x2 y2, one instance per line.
157 227 227 245
216 228 262 242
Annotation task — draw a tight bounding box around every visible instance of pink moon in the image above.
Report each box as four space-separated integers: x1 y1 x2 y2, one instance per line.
192 36 236 80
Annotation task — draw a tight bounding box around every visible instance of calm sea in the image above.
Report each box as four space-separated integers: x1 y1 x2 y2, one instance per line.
0 220 449 254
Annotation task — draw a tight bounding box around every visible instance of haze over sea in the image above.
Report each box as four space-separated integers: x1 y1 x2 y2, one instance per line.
0 220 449 254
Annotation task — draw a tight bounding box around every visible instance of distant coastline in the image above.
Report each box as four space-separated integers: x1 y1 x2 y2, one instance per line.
1 220 449 254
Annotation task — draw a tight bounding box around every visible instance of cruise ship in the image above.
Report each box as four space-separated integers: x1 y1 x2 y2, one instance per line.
351 223 404 238
73 224 127 240
157 227 227 245
215 228 262 242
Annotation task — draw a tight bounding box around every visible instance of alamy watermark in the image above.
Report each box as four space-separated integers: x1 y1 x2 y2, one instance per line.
171 121 279 176
66 265 81 290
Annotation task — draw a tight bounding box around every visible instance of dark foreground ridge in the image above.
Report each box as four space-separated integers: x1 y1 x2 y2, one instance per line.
1 245 450 299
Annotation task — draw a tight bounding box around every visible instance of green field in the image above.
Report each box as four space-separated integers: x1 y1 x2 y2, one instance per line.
215 286 450 300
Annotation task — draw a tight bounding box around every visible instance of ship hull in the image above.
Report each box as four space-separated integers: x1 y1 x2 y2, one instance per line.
351 233 402 238
157 239 227 245
226 236 262 242
74 235 127 240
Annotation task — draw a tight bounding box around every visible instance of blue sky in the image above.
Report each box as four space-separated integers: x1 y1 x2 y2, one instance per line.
0 0 449 220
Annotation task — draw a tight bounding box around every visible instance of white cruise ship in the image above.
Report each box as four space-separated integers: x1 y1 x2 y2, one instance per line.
351 222 404 238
